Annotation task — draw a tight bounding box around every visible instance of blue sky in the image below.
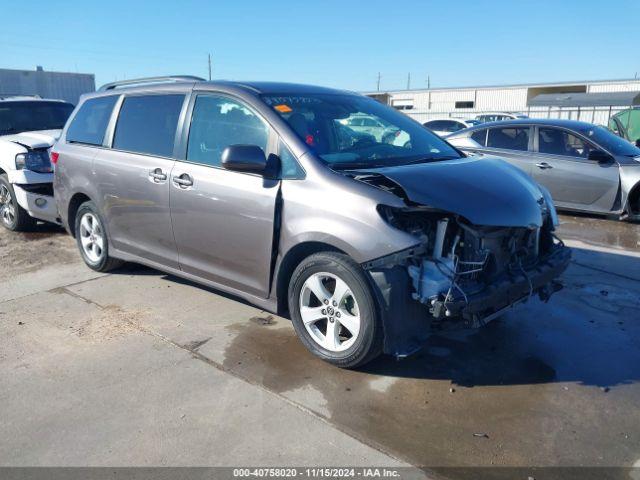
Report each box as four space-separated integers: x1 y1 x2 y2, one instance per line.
2 0 639 91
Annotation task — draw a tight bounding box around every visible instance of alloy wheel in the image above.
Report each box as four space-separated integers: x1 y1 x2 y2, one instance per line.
0 185 15 227
79 213 105 263
299 272 361 352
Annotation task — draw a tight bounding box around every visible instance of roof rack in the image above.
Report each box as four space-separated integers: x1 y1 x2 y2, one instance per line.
98 75 206 91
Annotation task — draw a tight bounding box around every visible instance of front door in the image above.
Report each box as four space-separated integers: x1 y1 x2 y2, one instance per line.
170 93 279 298
94 93 186 268
531 127 619 212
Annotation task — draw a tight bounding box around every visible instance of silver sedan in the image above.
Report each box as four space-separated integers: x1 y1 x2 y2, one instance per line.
446 118 640 220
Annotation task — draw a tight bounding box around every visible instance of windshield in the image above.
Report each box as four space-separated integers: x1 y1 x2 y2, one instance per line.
262 93 461 169
0 101 75 136
580 125 640 157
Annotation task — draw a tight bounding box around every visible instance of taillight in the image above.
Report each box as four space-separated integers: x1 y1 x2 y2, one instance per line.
50 151 59 165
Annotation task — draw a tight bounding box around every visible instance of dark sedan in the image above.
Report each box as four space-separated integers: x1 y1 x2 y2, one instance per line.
446 119 640 219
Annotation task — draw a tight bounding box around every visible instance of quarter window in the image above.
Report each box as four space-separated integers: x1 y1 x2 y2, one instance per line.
487 127 530 151
278 140 305 179
187 95 269 168
470 129 487 146
538 128 594 158
66 96 118 146
113 95 184 157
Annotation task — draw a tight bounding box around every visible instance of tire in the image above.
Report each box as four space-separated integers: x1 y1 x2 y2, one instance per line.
74 201 123 272
288 252 383 368
0 174 37 232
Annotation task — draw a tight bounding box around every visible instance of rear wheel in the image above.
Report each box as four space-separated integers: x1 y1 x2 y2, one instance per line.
0 174 37 231
288 252 383 368
74 201 123 272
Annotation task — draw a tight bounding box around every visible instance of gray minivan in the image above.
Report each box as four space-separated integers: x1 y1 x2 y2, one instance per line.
53 76 570 367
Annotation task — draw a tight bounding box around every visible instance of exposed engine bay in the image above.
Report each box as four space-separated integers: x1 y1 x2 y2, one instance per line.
375 205 567 327
347 169 572 356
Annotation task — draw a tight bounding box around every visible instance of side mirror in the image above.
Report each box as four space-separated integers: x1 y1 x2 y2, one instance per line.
221 145 267 174
587 149 614 164
635 138 640 148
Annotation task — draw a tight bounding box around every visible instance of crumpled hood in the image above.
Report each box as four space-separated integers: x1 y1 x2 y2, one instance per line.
0 129 61 149
366 157 546 227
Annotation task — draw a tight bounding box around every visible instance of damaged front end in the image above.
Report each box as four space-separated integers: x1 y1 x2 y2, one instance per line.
364 203 570 357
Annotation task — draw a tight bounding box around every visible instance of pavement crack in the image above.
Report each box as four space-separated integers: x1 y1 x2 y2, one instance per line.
48 286 107 309
570 260 640 283
181 337 212 351
115 318 410 468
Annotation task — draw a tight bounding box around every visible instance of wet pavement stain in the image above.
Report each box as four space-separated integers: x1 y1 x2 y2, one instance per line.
221 300 640 470
220 319 560 468
557 214 640 251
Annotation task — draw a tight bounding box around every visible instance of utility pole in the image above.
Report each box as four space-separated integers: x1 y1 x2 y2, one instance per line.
208 53 212 81
376 72 381 92
407 72 411 90
427 75 431 89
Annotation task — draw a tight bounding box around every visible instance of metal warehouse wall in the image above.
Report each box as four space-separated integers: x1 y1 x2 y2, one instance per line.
371 79 640 125
0 68 95 105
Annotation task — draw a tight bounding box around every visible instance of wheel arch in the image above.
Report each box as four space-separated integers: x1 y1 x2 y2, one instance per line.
627 183 640 216
67 192 93 237
274 241 346 316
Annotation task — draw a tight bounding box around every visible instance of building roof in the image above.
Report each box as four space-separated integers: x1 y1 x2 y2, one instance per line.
528 91 640 107
362 78 640 95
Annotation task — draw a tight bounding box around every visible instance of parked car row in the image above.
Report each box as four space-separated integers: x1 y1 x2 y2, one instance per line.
1 77 570 368
423 112 528 137
445 119 640 219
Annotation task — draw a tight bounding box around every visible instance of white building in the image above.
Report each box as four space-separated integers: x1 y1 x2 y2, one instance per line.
0 66 95 105
365 78 640 126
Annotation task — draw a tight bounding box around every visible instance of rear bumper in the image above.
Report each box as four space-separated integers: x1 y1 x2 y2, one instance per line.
431 243 571 326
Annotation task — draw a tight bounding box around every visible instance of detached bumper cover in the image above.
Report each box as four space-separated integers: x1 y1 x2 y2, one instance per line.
432 244 572 325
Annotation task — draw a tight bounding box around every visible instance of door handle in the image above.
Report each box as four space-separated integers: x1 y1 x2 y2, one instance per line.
535 162 553 169
149 168 167 181
172 173 193 188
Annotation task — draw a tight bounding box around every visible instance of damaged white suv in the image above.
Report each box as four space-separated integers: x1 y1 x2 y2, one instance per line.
0 96 74 230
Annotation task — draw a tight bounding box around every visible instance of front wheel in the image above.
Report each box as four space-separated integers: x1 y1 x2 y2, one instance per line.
74 201 123 272
288 252 383 368
0 174 37 231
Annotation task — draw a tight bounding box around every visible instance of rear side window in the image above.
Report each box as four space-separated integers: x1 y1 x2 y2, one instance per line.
187 95 269 167
487 127 529 151
470 129 487 146
113 95 184 157
66 96 118 146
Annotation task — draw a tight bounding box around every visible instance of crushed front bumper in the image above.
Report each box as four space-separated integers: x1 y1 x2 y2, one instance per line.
13 183 59 224
430 244 572 328
368 243 571 358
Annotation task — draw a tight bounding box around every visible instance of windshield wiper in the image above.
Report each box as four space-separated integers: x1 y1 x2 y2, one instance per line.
330 162 389 170
403 155 460 165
